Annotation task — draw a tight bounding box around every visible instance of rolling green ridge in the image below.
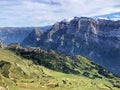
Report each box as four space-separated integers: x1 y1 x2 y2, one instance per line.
0 48 120 90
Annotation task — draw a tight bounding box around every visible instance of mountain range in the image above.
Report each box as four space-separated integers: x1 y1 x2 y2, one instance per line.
0 13 120 76
22 17 120 75
0 13 120 90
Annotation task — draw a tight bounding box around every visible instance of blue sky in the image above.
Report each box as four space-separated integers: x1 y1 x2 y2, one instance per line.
0 0 120 27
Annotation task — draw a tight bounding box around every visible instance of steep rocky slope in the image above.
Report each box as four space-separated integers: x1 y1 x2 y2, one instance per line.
22 28 45 46
22 17 120 75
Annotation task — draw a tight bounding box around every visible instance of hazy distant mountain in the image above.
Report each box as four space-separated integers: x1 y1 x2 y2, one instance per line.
0 27 33 45
40 25 52 30
94 12 120 20
22 17 120 75
0 26 51 45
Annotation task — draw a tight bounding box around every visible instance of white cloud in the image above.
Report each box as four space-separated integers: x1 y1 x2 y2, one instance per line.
0 0 120 27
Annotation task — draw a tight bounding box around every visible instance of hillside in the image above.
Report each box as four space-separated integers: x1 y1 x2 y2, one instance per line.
0 48 120 90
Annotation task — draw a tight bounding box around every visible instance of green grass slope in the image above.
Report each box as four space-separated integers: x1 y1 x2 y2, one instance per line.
0 48 120 90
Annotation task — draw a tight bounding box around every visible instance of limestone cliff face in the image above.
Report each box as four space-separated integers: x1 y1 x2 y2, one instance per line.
22 17 120 75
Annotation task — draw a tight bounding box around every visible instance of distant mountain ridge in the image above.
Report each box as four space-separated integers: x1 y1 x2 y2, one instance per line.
22 17 120 75
0 27 33 45
0 26 51 45
94 12 120 20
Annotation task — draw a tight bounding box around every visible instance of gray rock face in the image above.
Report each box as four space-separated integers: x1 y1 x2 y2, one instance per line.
21 28 45 46
22 17 120 75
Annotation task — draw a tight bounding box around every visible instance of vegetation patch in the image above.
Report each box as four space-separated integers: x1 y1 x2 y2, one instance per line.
0 61 11 78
